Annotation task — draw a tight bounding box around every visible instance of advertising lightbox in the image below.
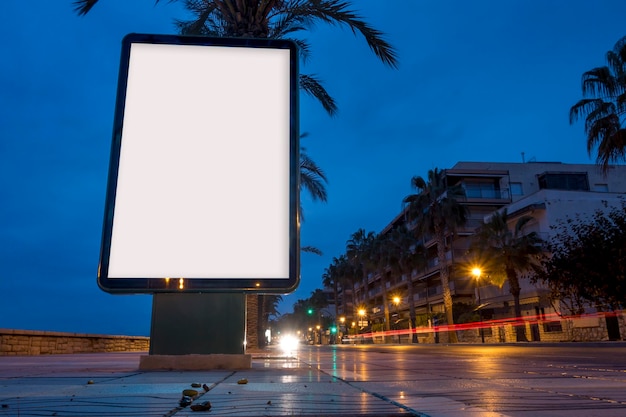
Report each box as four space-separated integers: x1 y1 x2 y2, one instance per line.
98 33 299 293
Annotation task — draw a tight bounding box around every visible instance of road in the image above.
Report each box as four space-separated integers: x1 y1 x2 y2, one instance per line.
298 343 626 417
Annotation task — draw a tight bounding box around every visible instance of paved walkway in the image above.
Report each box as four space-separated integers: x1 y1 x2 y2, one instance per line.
2 343 626 417
0 349 418 417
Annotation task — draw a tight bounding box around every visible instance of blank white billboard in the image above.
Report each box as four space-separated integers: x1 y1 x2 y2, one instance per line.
98 34 299 293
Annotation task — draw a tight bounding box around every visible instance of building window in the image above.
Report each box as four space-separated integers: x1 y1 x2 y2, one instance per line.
510 182 523 196
543 321 563 333
537 172 589 191
593 183 609 192
463 181 500 199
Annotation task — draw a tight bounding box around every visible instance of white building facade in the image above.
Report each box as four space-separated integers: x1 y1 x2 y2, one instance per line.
337 161 626 343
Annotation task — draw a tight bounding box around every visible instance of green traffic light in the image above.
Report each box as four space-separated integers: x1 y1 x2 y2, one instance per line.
307 308 313 315
330 326 337 333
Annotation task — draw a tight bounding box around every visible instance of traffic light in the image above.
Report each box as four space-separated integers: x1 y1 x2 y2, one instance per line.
307 308 313 315
330 326 337 334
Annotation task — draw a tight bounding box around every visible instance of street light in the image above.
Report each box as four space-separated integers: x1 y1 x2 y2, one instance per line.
472 267 485 343
392 296 401 343
357 309 367 344
339 317 346 344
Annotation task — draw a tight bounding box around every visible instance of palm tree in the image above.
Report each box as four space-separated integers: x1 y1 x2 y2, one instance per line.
402 168 468 343
469 209 543 342
570 35 626 174
346 229 376 313
258 294 283 347
369 234 392 341
73 0 398 116
384 224 426 343
321 261 340 323
332 254 359 323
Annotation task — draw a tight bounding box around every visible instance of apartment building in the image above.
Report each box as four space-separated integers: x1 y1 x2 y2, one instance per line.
336 161 626 343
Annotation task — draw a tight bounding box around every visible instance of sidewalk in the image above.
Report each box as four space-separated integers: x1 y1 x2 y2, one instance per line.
0 349 421 417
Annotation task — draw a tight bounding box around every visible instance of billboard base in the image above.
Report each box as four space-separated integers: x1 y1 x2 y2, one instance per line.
148 293 246 356
138 353 251 370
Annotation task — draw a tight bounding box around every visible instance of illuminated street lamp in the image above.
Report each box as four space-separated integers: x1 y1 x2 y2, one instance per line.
339 317 346 343
472 267 485 344
392 296 401 343
357 309 367 344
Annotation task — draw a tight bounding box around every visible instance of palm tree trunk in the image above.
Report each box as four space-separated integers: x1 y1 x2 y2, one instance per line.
508 270 528 342
405 268 418 343
381 274 391 343
245 294 258 349
437 231 458 343
333 280 339 344
258 295 267 348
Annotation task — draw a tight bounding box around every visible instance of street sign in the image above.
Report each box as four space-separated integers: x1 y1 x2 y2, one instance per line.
98 33 299 293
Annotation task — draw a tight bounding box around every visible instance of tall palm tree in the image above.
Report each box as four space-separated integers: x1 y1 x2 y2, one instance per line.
384 224 426 343
469 209 543 342
570 35 626 174
402 168 468 343
346 229 376 313
321 260 339 322
332 253 359 322
369 234 392 340
258 294 283 346
74 0 398 116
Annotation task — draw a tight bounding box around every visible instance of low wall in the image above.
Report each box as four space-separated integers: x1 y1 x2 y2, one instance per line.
0 329 149 356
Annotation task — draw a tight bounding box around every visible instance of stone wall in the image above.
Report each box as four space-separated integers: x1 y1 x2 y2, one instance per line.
0 329 149 356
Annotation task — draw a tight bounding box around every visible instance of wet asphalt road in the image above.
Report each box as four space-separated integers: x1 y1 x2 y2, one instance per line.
304 343 626 416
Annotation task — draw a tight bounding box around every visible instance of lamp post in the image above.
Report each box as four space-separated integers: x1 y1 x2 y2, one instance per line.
472 267 485 343
358 308 366 344
392 296 401 344
339 316 346 343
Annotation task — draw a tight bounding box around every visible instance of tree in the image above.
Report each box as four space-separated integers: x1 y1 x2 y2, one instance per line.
346 229 377 311
370 233 392 341
73 0 398 116
402 168 468 343
570 35 626 174
258 294 283 347
330 254 359 321
321 261 339 323
383 224 426 343
469 209 543 342
532 200 626 314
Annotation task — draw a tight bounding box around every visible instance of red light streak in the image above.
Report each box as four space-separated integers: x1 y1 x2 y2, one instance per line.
340 310 623 341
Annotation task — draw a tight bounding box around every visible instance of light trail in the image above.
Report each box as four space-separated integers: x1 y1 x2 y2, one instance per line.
340 310 623 342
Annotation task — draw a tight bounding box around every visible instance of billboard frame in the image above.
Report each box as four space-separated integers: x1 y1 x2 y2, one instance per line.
97 33 299 294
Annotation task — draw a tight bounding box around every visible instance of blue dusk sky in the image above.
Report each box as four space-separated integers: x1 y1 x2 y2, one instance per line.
1 1 625 336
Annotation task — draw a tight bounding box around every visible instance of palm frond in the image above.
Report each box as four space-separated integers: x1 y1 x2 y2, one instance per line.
302 245 323 255
569 98 607 124
583 101 616 135
581 66 620 98
288 0 398 68
300 151 328 202
73 0 167 16
73 0 99 15
174 2 220 35
299 73 337 116
607 35 626 75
